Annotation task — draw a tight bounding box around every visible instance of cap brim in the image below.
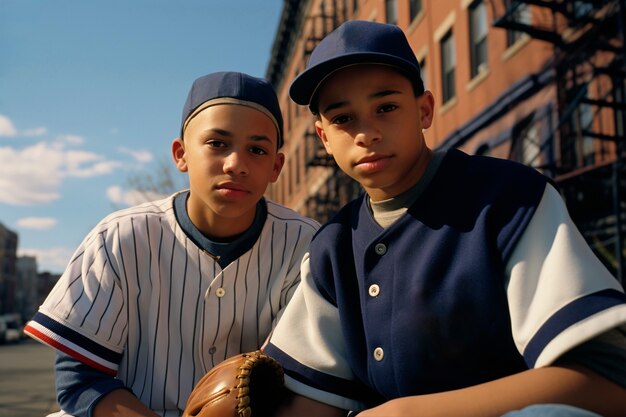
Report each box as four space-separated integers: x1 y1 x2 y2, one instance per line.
289 52 421 106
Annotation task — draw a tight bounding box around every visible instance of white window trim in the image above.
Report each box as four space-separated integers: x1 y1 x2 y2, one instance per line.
434 10 456 42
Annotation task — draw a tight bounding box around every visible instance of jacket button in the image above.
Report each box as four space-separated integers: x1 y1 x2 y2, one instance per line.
373 347 384 361
368 284 380 297
374 243 387 255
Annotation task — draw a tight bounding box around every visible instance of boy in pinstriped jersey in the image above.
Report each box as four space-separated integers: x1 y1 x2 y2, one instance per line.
24 71 320 417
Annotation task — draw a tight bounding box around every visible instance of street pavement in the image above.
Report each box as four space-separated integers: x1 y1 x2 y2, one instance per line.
0 338 59 417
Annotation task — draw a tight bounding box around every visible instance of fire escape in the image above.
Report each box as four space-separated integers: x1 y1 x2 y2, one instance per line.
302 1 363 223
492 0 626 283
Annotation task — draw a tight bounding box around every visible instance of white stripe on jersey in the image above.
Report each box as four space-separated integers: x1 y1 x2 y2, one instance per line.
25 320 119 374
26 192 319 416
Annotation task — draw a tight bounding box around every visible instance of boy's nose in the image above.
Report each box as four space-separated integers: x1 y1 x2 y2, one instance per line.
354 120 382 147
223 151 249 175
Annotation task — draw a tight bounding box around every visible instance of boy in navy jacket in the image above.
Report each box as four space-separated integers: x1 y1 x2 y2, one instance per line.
266 20 626 417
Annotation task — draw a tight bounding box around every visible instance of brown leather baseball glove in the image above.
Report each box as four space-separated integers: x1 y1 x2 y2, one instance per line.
182 350 286 417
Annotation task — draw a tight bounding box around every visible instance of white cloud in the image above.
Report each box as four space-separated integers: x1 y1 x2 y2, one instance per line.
107 185 167 207
57 134 84 145
0 145 61 204
16 217 58 230
0 114 47 138
18 246 74 273
0 141 122 205
64 149 123 177
118 147 153 163
0 115 18 137
22 127 48 137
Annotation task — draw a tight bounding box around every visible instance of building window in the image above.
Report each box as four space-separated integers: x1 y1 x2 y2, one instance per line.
504 0 530 47
385 0 398 25
419 57 427 90
440 30 456 103
577 102 595 166
295 146 301 188
410 0 422 21
287 160 293 197
511 112 542 167
469 0 488 78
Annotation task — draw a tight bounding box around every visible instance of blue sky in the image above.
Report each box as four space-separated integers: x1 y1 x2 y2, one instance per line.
0 0 283 273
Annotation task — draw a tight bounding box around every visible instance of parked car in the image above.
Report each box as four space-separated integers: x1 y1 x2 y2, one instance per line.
5 320 22 343
0 314 23 344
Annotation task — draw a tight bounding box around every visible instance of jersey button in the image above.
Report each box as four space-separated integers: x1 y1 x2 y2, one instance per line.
374 243 387 255
373 347 384 361
209 346 217 354
215 288 226 297
368 284 380 297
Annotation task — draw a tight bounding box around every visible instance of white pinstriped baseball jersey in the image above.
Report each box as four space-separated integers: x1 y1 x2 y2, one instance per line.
25 191 319 417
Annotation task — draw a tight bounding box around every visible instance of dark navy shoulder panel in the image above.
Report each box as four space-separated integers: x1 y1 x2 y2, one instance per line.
414 149 548 262
309 149 549 296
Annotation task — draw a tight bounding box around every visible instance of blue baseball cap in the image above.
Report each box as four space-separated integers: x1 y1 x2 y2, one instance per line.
289 20 424 109
181 71 284 148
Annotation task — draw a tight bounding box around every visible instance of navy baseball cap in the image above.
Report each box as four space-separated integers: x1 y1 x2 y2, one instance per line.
181 71 284 148
289 20 424 109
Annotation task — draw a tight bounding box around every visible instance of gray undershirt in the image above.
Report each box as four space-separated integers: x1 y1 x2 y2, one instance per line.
368 150 445 228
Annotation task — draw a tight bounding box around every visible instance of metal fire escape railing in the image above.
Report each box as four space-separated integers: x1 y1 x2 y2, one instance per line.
302 1 363 223
302 0 355 60
491 0 626 283
304 123 362 223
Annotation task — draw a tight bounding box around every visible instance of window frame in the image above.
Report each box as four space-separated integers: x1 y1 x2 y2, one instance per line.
409 0 423 22
504 0 530 48
385 0 398 25
468 0 488 78
440 29 456 103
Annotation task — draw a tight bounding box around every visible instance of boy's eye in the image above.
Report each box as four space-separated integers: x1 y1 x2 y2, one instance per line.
206 140 226 148
330 114 352 125
249 146 268 155
378 103 398 113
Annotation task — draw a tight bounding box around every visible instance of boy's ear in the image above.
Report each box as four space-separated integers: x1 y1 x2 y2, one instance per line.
172 138 188 172
270 152 285 183
419 91 435 130
314 120 333 155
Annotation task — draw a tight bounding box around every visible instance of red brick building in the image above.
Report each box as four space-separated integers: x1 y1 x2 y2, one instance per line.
265 0 625 282
0 222 18 314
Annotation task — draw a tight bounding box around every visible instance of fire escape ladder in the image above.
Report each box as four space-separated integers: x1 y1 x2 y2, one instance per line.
304 129 335 167
300 2 363 223
492 0 626 281
303 1 346 60
492 0 567 47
